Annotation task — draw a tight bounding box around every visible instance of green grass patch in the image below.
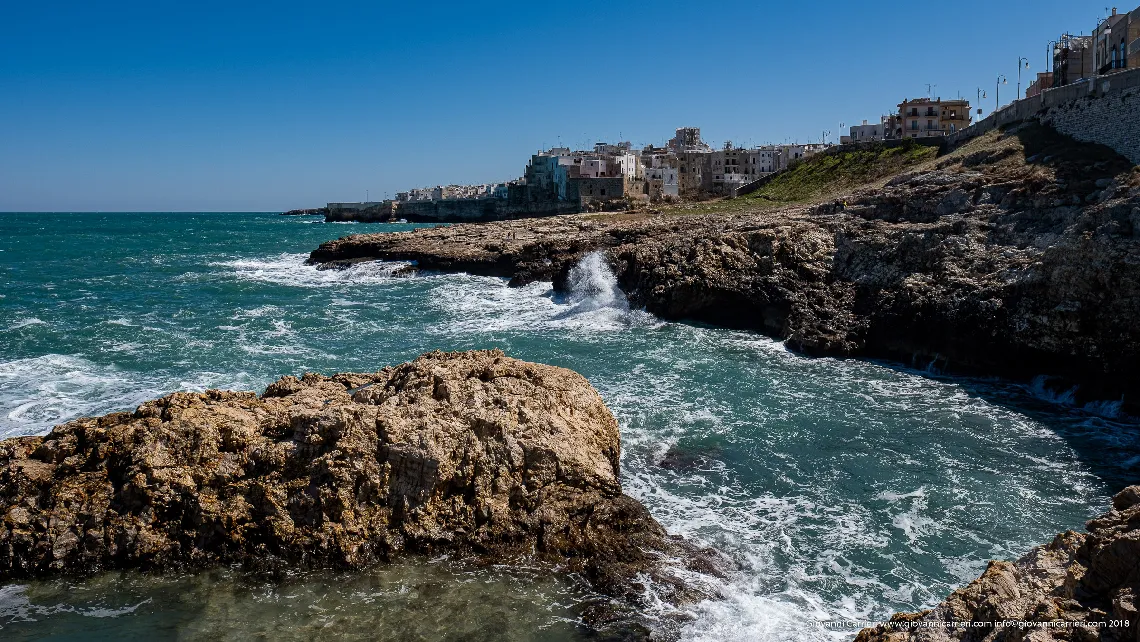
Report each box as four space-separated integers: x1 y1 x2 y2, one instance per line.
746 141 938 204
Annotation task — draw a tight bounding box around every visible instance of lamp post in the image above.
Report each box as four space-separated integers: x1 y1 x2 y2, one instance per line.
996 74 1008 111
1017 57 1030 98
977 88 987 117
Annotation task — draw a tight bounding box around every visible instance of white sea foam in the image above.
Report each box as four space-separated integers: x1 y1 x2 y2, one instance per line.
0 355 158 438
4 317 47 332
210 253 413 288
433 251 661 335
874 487 927 503
0 355 272 438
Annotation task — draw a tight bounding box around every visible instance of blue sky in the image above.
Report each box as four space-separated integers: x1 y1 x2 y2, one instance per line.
0 1 1118 211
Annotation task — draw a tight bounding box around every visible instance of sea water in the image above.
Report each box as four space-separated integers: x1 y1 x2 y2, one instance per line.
1 212 1138 641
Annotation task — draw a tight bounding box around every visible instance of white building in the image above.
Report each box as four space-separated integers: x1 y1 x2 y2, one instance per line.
644 166 679 197
616 153 641 179
580 158 609 178
847 119 886 143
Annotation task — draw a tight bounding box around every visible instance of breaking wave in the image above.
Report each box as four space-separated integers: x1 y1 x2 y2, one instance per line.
209 253 414 288
0 355 265 439
434 251 660 335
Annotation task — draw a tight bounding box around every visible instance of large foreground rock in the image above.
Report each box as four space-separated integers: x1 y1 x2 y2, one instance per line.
855 485 1140 642
0 350 725 633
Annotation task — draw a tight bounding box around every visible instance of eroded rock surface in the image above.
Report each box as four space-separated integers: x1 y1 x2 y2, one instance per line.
855 485 1140 642
0 350 725 634
309 125 1140 404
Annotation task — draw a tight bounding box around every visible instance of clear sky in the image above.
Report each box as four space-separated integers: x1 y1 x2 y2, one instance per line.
0 0 1119 211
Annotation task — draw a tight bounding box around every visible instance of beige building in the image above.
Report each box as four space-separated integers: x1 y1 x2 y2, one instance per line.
1133 6 1140 60
1094 6 1138 74
1025 72 1054 98
898 98 971 138
1053 34 1094 86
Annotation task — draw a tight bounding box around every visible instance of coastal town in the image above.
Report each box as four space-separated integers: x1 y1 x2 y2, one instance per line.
317 4 1139 224
324 128 828 221
7 1 1140 641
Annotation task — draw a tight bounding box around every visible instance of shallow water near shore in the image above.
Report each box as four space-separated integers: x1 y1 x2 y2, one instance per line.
2 212 1139 641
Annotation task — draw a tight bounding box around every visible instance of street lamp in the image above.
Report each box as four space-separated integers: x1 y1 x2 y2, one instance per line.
976 88 988 117
996 74 1008 111
1017 57 1031 98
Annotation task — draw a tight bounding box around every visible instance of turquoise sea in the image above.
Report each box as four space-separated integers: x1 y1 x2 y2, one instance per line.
1 212 1138 641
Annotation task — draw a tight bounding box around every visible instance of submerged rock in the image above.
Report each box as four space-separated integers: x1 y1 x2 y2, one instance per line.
855 485 1140 642
0 350 726 634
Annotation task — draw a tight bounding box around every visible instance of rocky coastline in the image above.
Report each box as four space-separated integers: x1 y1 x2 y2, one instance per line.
855 485 1140 641
308 124 1140 407
0 350 728 638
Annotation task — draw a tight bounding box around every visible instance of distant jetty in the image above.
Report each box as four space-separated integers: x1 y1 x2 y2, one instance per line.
324 200 581 224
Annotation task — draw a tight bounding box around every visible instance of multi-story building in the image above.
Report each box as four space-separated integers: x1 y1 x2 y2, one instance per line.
846 118 887 143
644 166 679 199
388 127 836 209
897 98 971 138
1025 72 1055 98
705 145 782 193
677 150 708 197
1093 6 1136 74
1053 34 1094 87
1132 6 1140 61
615 153 641 179
746 148 779 174
668 127 712 153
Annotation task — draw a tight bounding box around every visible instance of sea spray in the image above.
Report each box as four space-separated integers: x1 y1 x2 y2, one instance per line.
565 251 629 313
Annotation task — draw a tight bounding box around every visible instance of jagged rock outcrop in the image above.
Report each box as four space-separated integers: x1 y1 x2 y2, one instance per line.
855 485 1140 642
308 124 1140 405
0 350 726 635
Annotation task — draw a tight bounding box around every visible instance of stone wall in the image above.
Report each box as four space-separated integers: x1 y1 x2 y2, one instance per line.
1040 86 1140 165
947 67 1140 165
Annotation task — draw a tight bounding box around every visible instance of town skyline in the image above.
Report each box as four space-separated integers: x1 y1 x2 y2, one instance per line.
0 0 1128 212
